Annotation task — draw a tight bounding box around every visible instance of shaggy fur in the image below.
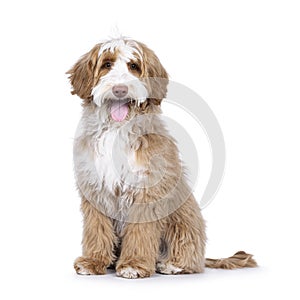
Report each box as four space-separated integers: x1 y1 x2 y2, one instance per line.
67 37 257 278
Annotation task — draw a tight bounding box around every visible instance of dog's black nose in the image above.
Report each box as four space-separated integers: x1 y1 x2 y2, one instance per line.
112 85 128 98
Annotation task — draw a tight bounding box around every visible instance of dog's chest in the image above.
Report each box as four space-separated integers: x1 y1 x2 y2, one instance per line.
95 128 125 191
94 127 144 194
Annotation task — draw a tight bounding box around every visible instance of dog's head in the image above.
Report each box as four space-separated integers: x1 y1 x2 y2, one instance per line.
67 38 168 119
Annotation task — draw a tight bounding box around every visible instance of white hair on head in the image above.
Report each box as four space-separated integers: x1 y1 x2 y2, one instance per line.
98 26 128 54
98 39 142 62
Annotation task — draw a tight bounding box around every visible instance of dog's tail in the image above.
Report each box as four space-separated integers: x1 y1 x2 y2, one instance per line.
205 251 257 269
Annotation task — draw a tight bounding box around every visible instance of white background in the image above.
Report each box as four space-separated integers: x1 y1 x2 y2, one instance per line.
0 0 300 299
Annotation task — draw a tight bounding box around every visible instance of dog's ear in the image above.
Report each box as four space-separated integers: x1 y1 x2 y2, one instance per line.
66 44 101 103
138 43 169 105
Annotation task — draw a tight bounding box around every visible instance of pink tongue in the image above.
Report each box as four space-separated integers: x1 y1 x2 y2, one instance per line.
110 102 129 122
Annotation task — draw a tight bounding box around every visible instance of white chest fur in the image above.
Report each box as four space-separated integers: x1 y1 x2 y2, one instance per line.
95 127 134 193
74 120 147 194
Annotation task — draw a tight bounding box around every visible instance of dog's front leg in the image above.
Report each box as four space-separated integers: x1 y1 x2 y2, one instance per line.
74 198 117 275
116 222 161 279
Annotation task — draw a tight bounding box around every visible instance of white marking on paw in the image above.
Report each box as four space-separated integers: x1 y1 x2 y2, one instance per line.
116 267 139 279
75 263 92 275
156 262 183 274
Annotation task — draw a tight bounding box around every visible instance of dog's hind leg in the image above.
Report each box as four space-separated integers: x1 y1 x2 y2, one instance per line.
157 196 206 274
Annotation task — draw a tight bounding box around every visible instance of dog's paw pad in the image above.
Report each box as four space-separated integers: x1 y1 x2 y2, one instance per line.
116 267 139 279
156 262 183 274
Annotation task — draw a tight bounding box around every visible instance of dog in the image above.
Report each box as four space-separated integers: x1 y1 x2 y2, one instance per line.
67 36 257 278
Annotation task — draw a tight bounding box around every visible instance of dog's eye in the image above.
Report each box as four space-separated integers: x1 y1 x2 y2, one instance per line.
130 63 138 70
102 61 112 69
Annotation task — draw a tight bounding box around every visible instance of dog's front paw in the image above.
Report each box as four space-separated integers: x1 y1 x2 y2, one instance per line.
74 256 107 275
116 267 140 279
156 262 183 274
116 261 153 279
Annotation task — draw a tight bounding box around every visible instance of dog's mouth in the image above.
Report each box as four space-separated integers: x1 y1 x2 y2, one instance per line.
110 98 147 122
110 99 130 122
